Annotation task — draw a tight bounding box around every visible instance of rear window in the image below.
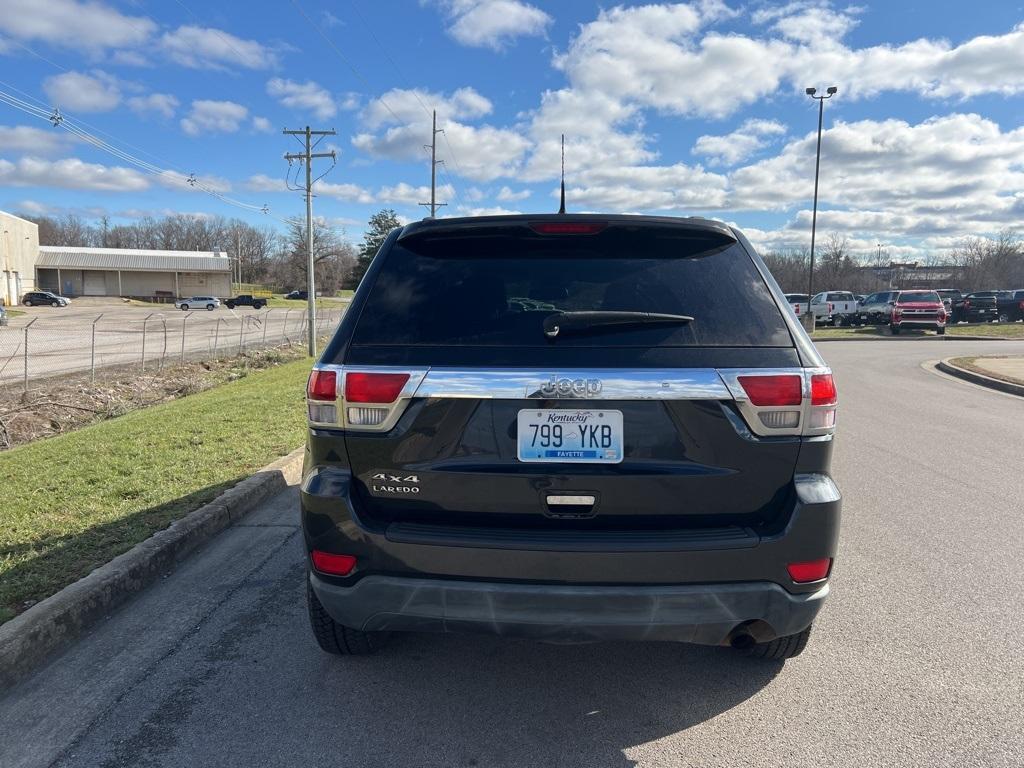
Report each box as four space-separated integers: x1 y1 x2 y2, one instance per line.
899 291 940 302
352 233 792 348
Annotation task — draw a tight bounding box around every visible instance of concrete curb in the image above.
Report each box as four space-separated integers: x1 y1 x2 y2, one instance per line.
936 359 1024 398
0 446 305 690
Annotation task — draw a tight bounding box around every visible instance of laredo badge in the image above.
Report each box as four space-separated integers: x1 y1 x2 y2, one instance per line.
369 472 421 495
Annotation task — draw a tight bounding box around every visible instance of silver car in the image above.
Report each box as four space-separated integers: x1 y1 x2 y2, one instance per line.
175 296 221 311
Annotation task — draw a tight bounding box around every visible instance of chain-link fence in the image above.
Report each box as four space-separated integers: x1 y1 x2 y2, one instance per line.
0 307 345 393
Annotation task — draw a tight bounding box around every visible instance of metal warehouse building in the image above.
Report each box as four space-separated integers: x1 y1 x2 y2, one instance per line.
2 211 234 304
1 210 39 306
35 246 232 299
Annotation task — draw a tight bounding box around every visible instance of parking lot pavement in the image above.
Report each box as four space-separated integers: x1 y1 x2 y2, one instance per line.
2 338 1023 768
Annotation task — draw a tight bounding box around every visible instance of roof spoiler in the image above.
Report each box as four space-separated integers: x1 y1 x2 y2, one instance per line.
398 215 737 248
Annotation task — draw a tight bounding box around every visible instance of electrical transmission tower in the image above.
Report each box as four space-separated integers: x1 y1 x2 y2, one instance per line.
283 126 336 356
419 110 447 218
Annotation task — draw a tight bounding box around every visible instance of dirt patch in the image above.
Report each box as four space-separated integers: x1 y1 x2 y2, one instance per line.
0 343 310 451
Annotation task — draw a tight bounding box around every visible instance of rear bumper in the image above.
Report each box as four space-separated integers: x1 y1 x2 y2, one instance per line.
301 467 841 643
310 572 828 645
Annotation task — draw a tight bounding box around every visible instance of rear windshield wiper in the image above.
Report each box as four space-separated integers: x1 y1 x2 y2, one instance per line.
543 310 694 338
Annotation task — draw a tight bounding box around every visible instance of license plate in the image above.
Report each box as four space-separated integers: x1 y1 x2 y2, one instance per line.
517 409 623 463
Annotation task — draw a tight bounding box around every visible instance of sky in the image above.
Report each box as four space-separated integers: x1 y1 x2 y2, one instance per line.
1 0 1023 260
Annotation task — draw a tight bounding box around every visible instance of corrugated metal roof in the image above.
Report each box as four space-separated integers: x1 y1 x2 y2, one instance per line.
36 246 231 272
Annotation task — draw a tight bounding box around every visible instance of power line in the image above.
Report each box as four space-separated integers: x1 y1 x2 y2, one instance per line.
292 0 464 209
0 86 297 226
349 0 467 205
170 0 261 69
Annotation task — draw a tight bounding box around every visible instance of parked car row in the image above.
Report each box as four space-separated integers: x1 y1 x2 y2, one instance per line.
785 287 1024 327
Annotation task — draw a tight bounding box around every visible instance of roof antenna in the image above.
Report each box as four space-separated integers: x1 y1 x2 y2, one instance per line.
558 134 566 214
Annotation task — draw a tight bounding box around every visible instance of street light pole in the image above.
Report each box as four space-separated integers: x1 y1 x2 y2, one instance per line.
804 86 837 330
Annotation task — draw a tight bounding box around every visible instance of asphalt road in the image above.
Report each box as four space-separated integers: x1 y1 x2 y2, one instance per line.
0 302 345 386
2 337 1023 767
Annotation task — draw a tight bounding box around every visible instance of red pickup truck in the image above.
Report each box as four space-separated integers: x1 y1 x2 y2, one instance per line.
890 290 947 335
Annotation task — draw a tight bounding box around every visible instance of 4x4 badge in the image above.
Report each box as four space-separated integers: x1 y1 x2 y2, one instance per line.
539 376 602 397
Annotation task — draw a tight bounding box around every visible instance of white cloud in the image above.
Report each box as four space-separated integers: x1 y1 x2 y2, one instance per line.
434 0 552 49
252 116 274 133
127 93 180 119
0 0 155 53
318 181 376 204
496 186 530 201
354 87 527 181
266 78 336 120
453 205 524 216
566 163 729 212
245 174 286 193
0 156 150 191
0 125 71 155
752 2 861 44
42 71 121 112
160 25 277 70
693 119 787 165
377 182 455 206
362 87 492 129
180 100 250 136
728 114 1024 215
245 174 374 204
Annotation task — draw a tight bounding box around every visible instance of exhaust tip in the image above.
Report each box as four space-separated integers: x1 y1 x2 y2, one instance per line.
729 633 756 651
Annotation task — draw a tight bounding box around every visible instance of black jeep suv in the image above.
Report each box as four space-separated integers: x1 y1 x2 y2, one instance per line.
301 215 841 660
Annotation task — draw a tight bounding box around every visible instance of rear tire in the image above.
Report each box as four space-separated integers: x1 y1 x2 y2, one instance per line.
744 625 812 660
307 579 388 656
206 304 215 311
23 300 32 307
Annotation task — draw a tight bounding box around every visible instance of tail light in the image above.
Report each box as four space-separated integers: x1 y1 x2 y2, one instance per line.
1018 300 1024 311
306 366 426 431
963 299 971 311
306 370 338 424
345 372 409 403
828 302 834 314
787 558 832 583
725 368 838 436
530 221 607 235
311 550 357 576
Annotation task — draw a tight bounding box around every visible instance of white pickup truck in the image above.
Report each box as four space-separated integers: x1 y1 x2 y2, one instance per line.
810 291 859 326
784 293 810 319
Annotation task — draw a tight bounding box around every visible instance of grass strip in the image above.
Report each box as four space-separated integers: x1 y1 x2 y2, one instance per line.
0 358 312 624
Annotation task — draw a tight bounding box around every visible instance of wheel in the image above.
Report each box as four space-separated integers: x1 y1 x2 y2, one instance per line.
50 300 59 307
307 579 388 655
937 326 946 335
890 325 900 335
206 304 215 311
998 313 1009 324
181 304 190 311
226 303 235 309
23 300 32 307
744 625 812 660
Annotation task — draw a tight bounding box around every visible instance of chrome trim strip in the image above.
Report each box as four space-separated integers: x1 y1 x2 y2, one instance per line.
547 495 596 506
414 368 731 400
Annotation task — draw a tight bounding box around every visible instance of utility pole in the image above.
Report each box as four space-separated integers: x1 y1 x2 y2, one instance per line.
419 110 447 217
283 125 336 356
